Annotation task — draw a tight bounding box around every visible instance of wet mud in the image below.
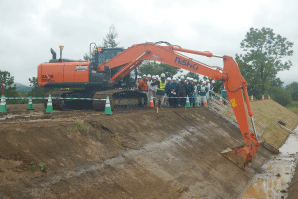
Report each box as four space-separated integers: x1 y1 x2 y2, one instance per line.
0 104 280 198
242 126 298 199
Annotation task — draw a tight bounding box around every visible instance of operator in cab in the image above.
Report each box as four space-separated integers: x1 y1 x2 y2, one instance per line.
151 73 167 110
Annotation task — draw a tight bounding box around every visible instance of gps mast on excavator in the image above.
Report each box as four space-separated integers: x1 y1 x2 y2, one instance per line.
38 41 260 170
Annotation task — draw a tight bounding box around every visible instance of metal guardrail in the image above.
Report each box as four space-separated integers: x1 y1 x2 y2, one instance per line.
207 92 267 140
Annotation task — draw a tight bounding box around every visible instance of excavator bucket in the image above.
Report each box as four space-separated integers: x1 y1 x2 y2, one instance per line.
221 145 256 171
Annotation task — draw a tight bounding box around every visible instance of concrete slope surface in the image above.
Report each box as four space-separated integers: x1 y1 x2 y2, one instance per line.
0 105 272 198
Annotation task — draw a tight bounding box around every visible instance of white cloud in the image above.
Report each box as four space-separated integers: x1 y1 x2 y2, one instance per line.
0 0 297 86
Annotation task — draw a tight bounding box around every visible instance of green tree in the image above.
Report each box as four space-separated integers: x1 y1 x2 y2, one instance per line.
286 82 298 101
0 70 22 104
268 86 292 106
102 24 119 48
138 61 182 77
236 27 294 96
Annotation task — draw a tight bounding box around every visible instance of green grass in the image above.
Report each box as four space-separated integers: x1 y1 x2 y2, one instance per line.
75 119 89 133
39 163 48 172
251 100 298 148
27 164 36 172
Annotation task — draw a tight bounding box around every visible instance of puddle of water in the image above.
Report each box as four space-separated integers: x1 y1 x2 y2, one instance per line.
242 125 298 199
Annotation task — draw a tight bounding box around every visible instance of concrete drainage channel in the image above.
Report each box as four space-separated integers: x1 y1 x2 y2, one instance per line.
241 125 298 199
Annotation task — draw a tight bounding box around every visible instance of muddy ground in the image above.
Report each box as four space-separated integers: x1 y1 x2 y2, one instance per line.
0 104 286 198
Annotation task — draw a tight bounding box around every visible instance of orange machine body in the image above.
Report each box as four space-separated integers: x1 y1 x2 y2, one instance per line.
97 42 260 170
38 61 89 87
37 42 259 170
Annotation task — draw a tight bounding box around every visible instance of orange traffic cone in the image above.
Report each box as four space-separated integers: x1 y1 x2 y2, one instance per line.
219 95 223 104
251 95 253 102
149 94 154 108
268 95 270 100
262 95 264 100
204 100 208 106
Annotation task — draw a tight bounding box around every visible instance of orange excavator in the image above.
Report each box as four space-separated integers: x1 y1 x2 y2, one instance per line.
38 41 260 170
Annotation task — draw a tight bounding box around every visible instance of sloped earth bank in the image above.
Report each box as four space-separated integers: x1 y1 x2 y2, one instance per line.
0 104 273 198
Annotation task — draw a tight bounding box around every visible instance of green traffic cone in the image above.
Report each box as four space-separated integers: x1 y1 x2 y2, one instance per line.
104 96 112 115
195 94 200 107
45 95 53 114
0 95 6 113
27 96 34 110
186 95 191 108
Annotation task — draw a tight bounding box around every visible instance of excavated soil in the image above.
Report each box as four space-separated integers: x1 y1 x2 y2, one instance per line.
1 104 274 198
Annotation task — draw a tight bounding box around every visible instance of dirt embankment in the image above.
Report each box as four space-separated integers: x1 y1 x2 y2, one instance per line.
251 100 298 149
1 104 272 198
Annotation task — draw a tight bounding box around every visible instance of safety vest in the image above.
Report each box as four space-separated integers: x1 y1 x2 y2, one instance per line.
157 80 166 91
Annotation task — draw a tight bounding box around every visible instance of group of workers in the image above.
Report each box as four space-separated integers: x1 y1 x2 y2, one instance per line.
137 73 227 110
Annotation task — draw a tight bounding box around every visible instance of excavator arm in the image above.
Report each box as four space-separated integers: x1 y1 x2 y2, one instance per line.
99 42 260 170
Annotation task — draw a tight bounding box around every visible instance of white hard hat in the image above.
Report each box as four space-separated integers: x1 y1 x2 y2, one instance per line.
206 79 209 82
147 74 151 78
167 77 171 81
194 79 197 83
180 76 184 79
186 77 190 80
203 81 206 84
173 77 177 81
161 73 165 77
137 75 141 79
152 75 156 79
212 80 215 83
190 78 194 81
143 74 147 77
178 79 181 81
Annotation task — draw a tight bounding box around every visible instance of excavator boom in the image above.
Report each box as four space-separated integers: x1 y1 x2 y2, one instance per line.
99 42 260 170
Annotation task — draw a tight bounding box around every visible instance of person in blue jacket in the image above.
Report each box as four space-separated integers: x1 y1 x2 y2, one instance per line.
220 84 227 105
187 77 195 106
169 77 179 108
199 81 209 106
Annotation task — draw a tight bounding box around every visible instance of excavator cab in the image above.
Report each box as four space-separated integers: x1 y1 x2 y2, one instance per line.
97 48 123 65
90 48 124 83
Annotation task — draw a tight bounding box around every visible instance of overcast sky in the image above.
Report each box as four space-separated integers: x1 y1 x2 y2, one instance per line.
0 0 297 86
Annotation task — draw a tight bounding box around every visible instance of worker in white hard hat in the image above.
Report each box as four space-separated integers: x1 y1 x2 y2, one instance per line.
136 75 142 87
187 77 195 107
178 76 188 108
138 75 149 106
193 79 198 107
151 75 158 105
169 77 179 107
209 80 215 100
205 79 210 99
165 77 172 106
151 73 167 110
199 81 209 106
220 83 227 105
147 74 153 105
